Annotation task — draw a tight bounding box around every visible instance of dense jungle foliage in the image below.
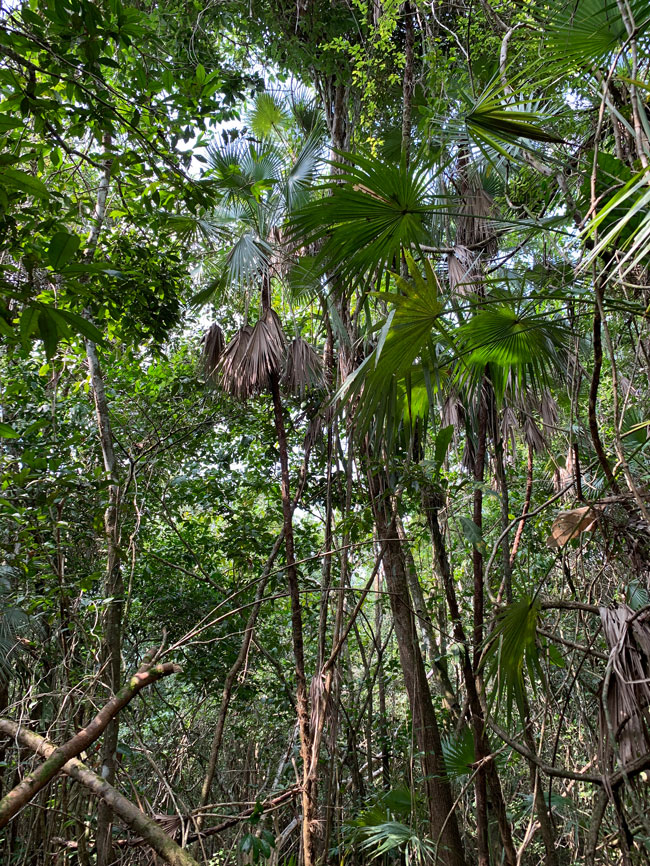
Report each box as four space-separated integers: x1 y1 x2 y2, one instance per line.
1 1 650 865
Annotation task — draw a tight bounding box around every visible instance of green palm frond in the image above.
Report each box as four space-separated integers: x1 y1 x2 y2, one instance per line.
247 91 291 139
584 165 650 276
284 130 324 211
207 140 283 206
223 230 273 288
546 0 650 63
290 151 442 279
482 595 542 722
356 822 435 863
457 305 569 399
466 87 564 148
441 727 476 780
337 254 446 437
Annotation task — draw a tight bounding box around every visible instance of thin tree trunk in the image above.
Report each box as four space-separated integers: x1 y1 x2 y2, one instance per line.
510 443 533 566
197 534 283 819
494 436 513 604
423 488 517 866
79 134 122 866
521 693 559 866
401 0 415 167
269 372 316 866
397 515 460 721
588 286 619 493
368 468 467 866
472 389 489 866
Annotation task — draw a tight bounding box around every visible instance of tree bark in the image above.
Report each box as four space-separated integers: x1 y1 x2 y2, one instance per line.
82 132 124 866
0 654 179 827
368 468 467 866
0 720 199 866
588 285 619 493
269 372 316 866
423 488 517 866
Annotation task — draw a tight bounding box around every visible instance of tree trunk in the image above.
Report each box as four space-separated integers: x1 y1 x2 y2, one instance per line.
368 468 466 866
269 372 316 866
423 487 517 866
81 134 123 866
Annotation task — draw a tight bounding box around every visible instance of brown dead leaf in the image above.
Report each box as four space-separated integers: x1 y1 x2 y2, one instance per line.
546 505 599 549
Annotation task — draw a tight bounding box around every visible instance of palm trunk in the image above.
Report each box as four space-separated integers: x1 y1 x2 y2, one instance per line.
588 285 619 493
269 372 316 866
472 389 489 866
423 487 517 866
368 468 466 866
510 443 534 567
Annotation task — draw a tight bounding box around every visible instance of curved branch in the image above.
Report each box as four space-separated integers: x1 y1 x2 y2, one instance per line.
0 720 199 866
0 653 180 827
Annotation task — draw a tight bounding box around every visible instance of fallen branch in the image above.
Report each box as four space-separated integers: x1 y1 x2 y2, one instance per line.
184 786 300 844
0 720 200 866
0 649 180 828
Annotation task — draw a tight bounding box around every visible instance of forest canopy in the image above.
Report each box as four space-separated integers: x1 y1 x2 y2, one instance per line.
1 1 650 865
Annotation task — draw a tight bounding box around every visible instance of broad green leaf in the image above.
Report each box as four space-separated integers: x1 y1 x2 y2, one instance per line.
53 308 105 344
0 166 49 198
48 232 81 270
459 516 486 554
0 422 18 438
38 307 59 359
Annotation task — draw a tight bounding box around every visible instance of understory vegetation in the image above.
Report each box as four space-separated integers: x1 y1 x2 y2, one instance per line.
1 1 650 865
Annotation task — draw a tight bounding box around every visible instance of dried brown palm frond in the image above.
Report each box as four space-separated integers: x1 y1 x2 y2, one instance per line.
500 406 519 455
599 604 650 768
283 336 325 397
456 186 498 257
239 308 287 395
522 417 546 454
303 404 334 455
539 390 559 433
201 323 225 381
441 393 465 430
217 325 254 400
447 245 482 296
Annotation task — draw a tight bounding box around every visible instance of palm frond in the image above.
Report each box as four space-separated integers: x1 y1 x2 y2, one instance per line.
283 337 325 396
284 130 324 211
238 308 287 396
217 324 254 400
482 595 542 722
201 323 225 379
546 0 650 63
457 305 569 399
441 727 476 780
223 231 273 288
290 151 441 280
337 254 446 437
247 91 291 139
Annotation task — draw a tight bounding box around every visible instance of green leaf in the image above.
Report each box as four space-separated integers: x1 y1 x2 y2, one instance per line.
459 516 486 554
483 596 542 722
434 424 454 469
19 307 39 350
53 309 105 344
0 166 49 198
48 232 81 270
0 422 19 438
38 307 59 359
0 117 23 132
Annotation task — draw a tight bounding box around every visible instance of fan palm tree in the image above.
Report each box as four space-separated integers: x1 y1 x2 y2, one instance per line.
193 90 328 866
289 126 571 866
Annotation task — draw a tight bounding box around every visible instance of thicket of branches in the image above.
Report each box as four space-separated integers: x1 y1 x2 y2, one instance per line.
1 1 650 865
